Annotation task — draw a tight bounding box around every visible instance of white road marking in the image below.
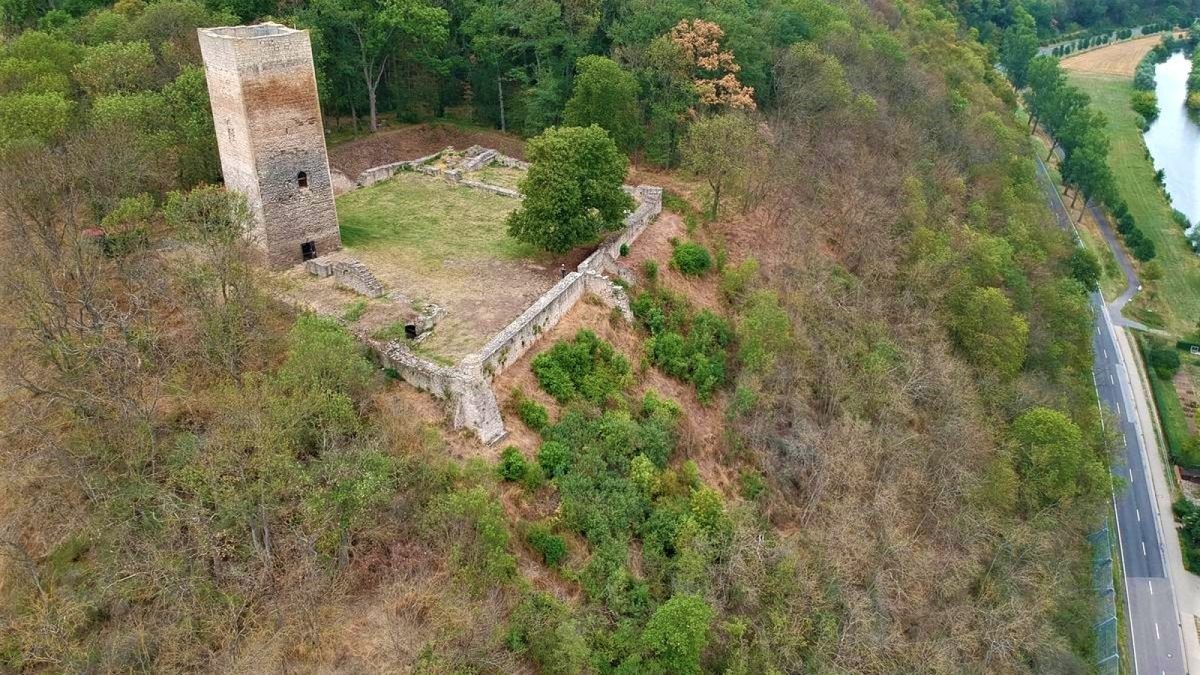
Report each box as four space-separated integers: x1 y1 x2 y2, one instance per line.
1104 348 1109 359
1156 622 1161 640
1143 541 1148 556
1149 581 1154 595
1137 508 1141 522
1110 373 1116 385
1130 468 1135 481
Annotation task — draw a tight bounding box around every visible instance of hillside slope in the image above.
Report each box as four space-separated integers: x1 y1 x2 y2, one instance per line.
0 0 1106 672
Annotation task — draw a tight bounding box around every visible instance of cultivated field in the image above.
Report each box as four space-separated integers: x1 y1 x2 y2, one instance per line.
1062 34 1164 76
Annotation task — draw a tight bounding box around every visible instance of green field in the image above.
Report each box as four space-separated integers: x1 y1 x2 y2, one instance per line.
336 171 532 269
1068 72 1200 335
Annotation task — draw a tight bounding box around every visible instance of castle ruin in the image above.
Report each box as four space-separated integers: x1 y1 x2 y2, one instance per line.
197 23 340 268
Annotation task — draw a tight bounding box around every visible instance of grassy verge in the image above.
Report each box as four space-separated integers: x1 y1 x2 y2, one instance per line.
1026 133 1125 301
1068 71 1200 335
1109 508 1134 675
1138 334 1200 468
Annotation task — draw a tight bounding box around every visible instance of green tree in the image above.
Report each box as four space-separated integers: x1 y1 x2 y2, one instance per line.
0 90 69 150
302 0 448 131
1000 7 1039 89
1011 407 1107 510
1024 55 1063 133
72 41 155 96
165 185 260 372
1067 247 1101 291
1148 347 1181 379
638 594 714 674
949 287 1029 378
161 66 220 186
563 55 640 152
680 113 762 219
773 41 851 123
507 125 633 253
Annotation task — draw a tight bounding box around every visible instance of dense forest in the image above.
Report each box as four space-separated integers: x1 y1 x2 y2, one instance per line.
0 0 1118 671
957 0 1197 41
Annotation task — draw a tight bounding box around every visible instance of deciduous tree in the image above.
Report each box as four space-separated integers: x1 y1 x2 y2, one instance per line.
681 113 762 219
507 125 633 253
563 55 640 152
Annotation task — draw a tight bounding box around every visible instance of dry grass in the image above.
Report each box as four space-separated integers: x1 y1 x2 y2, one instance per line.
1061 34 1165 76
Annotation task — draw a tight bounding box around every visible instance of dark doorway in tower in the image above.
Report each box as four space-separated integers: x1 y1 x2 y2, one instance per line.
297 171 308 188
301 241 317 260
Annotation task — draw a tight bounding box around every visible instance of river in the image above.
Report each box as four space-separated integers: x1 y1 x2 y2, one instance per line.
1145 51 1200 226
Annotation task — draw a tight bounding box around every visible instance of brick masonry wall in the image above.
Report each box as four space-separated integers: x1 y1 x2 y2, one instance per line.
199 24 341 268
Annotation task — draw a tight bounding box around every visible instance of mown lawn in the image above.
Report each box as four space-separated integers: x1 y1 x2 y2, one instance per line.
335 171 533 269
1069 71 1200 335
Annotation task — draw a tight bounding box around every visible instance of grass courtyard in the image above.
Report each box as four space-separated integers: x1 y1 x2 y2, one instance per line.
337 170 533 267
309 171 567 361
1068 71 1200 335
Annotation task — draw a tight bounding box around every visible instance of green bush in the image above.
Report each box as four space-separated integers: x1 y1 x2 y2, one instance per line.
671 242 713 276
619 243 630 256
517 397 550 432
1149 347 1182 379
1175 498 1200 573
499 446 529 482
643 259 659 283
637 594 714 674
719 258 759 304
1131 90 1159 121
429 487 517 587
636 292 734 401
531 330 630 404
538 440 572 478
506 592 592 673
527 523 568 567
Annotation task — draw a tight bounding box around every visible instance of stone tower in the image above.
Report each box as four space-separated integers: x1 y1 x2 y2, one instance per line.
198 23 340 268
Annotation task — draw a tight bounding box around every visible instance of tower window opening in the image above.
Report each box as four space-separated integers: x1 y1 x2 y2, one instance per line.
297 171 308 189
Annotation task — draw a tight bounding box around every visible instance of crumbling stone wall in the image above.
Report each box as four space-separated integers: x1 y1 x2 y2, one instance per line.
353 147 527 199
372 340 505 443
335 150 663 442
306 255 385 298
198 23 341 268
579 185 664 276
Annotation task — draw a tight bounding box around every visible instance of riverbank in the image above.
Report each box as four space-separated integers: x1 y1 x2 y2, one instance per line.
1067 68 1200 335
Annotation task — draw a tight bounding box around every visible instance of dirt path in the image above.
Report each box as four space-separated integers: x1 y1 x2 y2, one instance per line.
1061 34 1166 77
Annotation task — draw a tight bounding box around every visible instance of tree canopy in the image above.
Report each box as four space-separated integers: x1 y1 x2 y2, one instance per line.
507 124 633 253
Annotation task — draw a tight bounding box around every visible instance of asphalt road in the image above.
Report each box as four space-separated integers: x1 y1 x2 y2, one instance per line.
1095 305 1186 675
1035 153 1187 674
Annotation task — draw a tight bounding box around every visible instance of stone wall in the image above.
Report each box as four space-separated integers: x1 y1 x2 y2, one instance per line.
372 340 506 443
337 149 663 443
306 255 385 298
354 150 443 188
198 23 341 268
353 147 527 199
579 185 663 276
458 179 521 199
